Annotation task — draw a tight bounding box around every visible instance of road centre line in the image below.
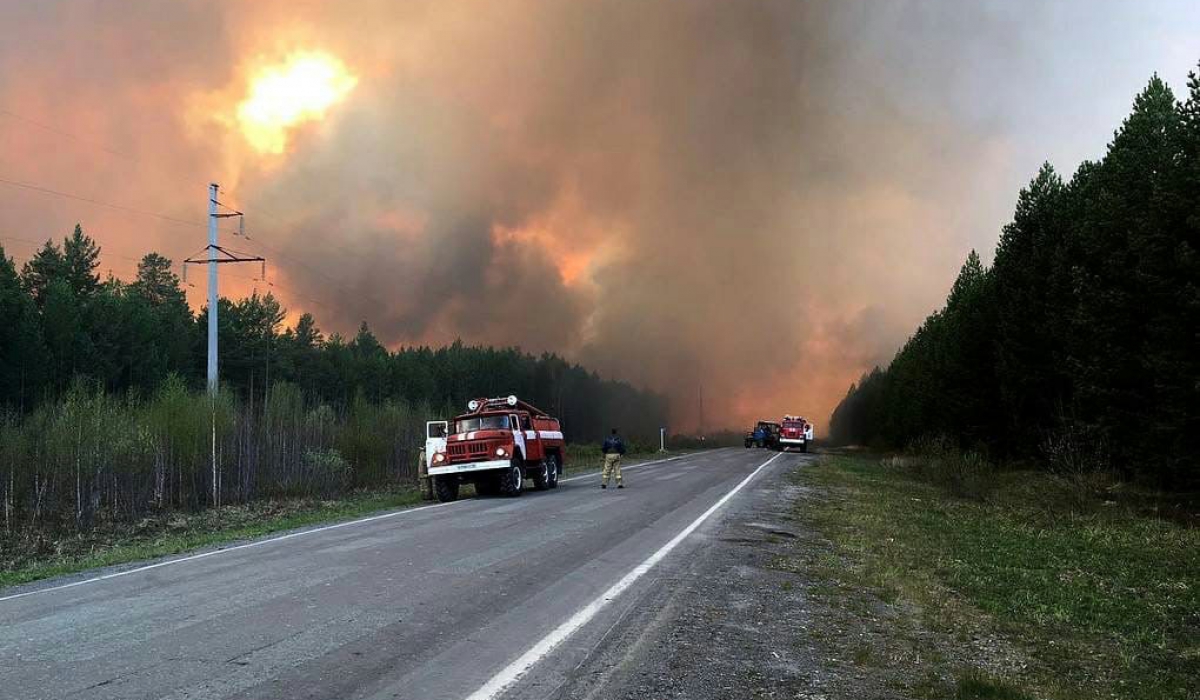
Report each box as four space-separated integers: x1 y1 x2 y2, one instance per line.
462 451 784 700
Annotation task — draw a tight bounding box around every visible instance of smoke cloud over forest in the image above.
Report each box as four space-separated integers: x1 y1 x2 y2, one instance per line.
2 1 1198 430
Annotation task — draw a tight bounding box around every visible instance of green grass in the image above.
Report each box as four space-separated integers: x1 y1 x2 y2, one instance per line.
0 487 424 591
954 670 1035 700
799 455 1199 700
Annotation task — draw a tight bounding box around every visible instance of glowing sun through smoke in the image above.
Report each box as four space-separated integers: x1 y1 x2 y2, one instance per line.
236 51 357 154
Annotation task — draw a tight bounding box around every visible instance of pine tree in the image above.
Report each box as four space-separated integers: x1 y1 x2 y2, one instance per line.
41 278 82 391
132 253 185 306
351 321 386 358
62 223 101 300
1068 76 1184 474
991 164 1068 452
21 240 64 308
0 245 46 407
294 313 324 349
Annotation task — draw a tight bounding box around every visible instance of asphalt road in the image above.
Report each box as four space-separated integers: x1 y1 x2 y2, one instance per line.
0 447 807 700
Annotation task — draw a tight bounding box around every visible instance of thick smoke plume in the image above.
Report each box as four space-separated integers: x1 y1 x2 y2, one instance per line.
2 1 1197 430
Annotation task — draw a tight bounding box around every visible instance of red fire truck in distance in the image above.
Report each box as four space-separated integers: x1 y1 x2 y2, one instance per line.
428 395 566 502
779 415 814 453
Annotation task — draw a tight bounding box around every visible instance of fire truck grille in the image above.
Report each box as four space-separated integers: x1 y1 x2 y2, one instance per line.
449 442 490 459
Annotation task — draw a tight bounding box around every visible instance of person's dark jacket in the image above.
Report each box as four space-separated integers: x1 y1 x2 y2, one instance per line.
602 435 627 455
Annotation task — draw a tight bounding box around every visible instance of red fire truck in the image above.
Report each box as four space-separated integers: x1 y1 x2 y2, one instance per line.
428 395 566 502
779 415 814 452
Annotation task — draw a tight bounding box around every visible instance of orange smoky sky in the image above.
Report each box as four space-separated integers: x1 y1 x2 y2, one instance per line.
1 1 1198 432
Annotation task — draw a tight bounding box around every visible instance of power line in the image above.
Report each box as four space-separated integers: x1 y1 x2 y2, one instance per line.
0 109 390 327
0 174 245 239
0 106 226 198
1 106 351 256
4 240 340 317
2 178 383 328
2 106 386 280
0 108 130 160
2 170 388 311
0 185 354 323
0 234 52 249
229 228 399 314
0 176 205 228
0 234 187 267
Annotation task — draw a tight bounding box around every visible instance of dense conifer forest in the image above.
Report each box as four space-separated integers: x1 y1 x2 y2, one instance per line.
0 232 667 531
830 72 1199 489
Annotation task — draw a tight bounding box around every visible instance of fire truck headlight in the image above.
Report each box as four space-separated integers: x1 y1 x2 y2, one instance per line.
496 447 508 457
433 452 446 463
506 395 518 406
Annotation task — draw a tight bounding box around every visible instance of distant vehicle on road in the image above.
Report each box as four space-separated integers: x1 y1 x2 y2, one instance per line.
428 395 566 502
744 420 780 449
779 415 813 453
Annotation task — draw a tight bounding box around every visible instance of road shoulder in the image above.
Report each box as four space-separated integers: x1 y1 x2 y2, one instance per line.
547 452 1037 700
549 453 833 699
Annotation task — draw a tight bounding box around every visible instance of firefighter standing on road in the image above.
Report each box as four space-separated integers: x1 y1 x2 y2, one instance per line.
601 428 627 489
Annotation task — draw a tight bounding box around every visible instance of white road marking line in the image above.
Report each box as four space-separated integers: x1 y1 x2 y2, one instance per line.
0 451 722 604
0 499 465 604
463 451 783 700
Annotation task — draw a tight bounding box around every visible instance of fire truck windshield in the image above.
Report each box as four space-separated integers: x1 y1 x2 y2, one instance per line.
455 415 510 433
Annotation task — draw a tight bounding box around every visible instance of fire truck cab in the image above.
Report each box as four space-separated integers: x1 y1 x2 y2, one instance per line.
779 415 814 453
428 395 566 502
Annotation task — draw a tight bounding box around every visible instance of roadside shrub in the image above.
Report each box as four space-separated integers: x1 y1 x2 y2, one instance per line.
143 375 219 510
1042 424 1108 476
336 394 421 487
902 435 999 501
0 413 30 533
0 378 438 536
302 448 351 495
1040 421 1118 505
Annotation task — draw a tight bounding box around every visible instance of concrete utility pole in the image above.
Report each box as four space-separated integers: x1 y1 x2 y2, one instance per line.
184 183 263 396
182 184 264 508
207 183 219 394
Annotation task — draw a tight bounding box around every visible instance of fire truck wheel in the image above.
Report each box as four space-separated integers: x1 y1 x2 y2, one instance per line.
499 461 524 497
433 476 459 503
546 454 560 489
532 459 551 491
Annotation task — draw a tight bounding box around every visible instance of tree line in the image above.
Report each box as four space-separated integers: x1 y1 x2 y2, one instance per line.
0 228 668 531
829 70 1199 489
